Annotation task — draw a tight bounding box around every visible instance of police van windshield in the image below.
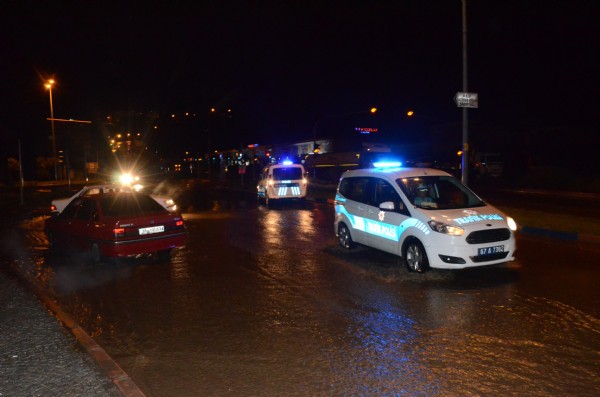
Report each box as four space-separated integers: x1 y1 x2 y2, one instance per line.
396 176 485 210
272 167 303 181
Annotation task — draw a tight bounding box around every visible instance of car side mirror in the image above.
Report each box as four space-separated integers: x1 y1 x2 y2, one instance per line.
379 201 395 211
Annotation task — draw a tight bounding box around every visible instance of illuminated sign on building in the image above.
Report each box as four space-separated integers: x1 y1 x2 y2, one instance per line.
355 127 378 134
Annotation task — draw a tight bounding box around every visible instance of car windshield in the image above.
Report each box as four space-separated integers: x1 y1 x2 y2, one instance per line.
396 175 485 210
100 193 167 217
272 167 303 181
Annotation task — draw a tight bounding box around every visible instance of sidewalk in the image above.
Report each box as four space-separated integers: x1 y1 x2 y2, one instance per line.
0 270 127 397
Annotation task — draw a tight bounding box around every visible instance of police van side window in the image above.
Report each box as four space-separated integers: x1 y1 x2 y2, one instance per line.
339 177 370 204
372 178 410 216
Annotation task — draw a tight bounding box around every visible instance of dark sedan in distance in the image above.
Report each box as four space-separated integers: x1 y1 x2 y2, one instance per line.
45 191 186 262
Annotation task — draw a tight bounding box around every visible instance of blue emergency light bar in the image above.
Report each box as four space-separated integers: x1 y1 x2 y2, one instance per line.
373 161 402 168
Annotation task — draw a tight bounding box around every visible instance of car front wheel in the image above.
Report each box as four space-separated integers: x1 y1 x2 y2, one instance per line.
46 231 56 249
404 239 429 273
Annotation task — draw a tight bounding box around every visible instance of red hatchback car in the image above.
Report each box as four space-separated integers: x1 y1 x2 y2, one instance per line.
45 191 186 262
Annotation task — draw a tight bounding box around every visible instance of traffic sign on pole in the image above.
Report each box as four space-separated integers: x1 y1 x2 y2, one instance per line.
453 92 478 108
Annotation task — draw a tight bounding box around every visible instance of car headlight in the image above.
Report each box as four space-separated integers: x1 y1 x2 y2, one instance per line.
428 220 465 236
507 216 518 231
118 173 140 186
119 173 134 185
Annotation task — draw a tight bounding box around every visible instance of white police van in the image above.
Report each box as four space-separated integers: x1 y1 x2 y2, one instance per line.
257 161 308 205
334 163 517 272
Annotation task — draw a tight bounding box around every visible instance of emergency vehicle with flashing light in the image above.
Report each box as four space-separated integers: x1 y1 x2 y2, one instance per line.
257 161 308 206
334 162 517 272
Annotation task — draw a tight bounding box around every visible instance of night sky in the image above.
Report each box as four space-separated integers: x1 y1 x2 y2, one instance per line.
1 1 599 168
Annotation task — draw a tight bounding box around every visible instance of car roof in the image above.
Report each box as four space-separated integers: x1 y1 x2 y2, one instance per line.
341 167 452 179
83 184 119 188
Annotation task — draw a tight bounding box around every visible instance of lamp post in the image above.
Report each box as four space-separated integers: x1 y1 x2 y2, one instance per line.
460 0 469 186
44 79 58 180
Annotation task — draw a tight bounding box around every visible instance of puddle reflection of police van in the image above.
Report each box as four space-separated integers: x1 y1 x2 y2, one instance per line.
257 161 308 206
334 162 517 272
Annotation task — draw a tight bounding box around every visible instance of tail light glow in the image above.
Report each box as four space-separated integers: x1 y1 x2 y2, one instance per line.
113 228 125 238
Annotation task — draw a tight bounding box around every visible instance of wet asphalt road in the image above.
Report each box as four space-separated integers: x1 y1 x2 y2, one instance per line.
6 194 600 396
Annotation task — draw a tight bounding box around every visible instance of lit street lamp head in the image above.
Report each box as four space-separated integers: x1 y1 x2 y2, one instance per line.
44 78 58 180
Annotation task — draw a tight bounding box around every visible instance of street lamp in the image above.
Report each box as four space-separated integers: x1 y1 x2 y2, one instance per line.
44 79 58 180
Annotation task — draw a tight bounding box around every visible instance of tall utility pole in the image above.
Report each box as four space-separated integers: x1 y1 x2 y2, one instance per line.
45 79 58 180
461 0 469 185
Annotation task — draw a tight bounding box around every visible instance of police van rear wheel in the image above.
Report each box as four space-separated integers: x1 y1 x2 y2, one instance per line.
265 194 274 208
338 223 355 249
404 240 429 273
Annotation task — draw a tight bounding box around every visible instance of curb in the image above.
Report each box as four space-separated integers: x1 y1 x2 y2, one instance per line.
7 268 146 397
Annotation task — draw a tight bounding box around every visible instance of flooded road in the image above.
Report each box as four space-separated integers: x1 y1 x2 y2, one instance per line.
4 196 600 396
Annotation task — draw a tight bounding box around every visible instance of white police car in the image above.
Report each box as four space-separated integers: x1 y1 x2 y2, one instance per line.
334 163 517 272
257 161 308 205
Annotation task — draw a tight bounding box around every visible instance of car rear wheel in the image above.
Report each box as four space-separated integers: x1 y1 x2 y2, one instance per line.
337 223 355 249
90 243 102 264
404 239 429 273
156 249 172 261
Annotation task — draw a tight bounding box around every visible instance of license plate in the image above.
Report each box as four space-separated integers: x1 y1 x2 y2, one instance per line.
139 225 164 235
478 245 504 256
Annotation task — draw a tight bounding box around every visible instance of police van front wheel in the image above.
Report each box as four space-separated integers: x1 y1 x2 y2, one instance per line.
337 223 355 249
404 240 430 273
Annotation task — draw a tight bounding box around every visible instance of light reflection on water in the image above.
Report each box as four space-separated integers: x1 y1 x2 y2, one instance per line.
169 249 190 283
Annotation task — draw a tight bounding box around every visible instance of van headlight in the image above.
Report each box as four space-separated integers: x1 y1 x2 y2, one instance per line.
507 216 518 231
428 221 465 236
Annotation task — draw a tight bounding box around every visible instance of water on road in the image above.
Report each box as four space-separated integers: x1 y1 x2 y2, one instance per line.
3 198 600 396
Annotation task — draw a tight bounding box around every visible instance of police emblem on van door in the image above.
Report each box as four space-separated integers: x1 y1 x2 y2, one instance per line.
378 211 385 222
